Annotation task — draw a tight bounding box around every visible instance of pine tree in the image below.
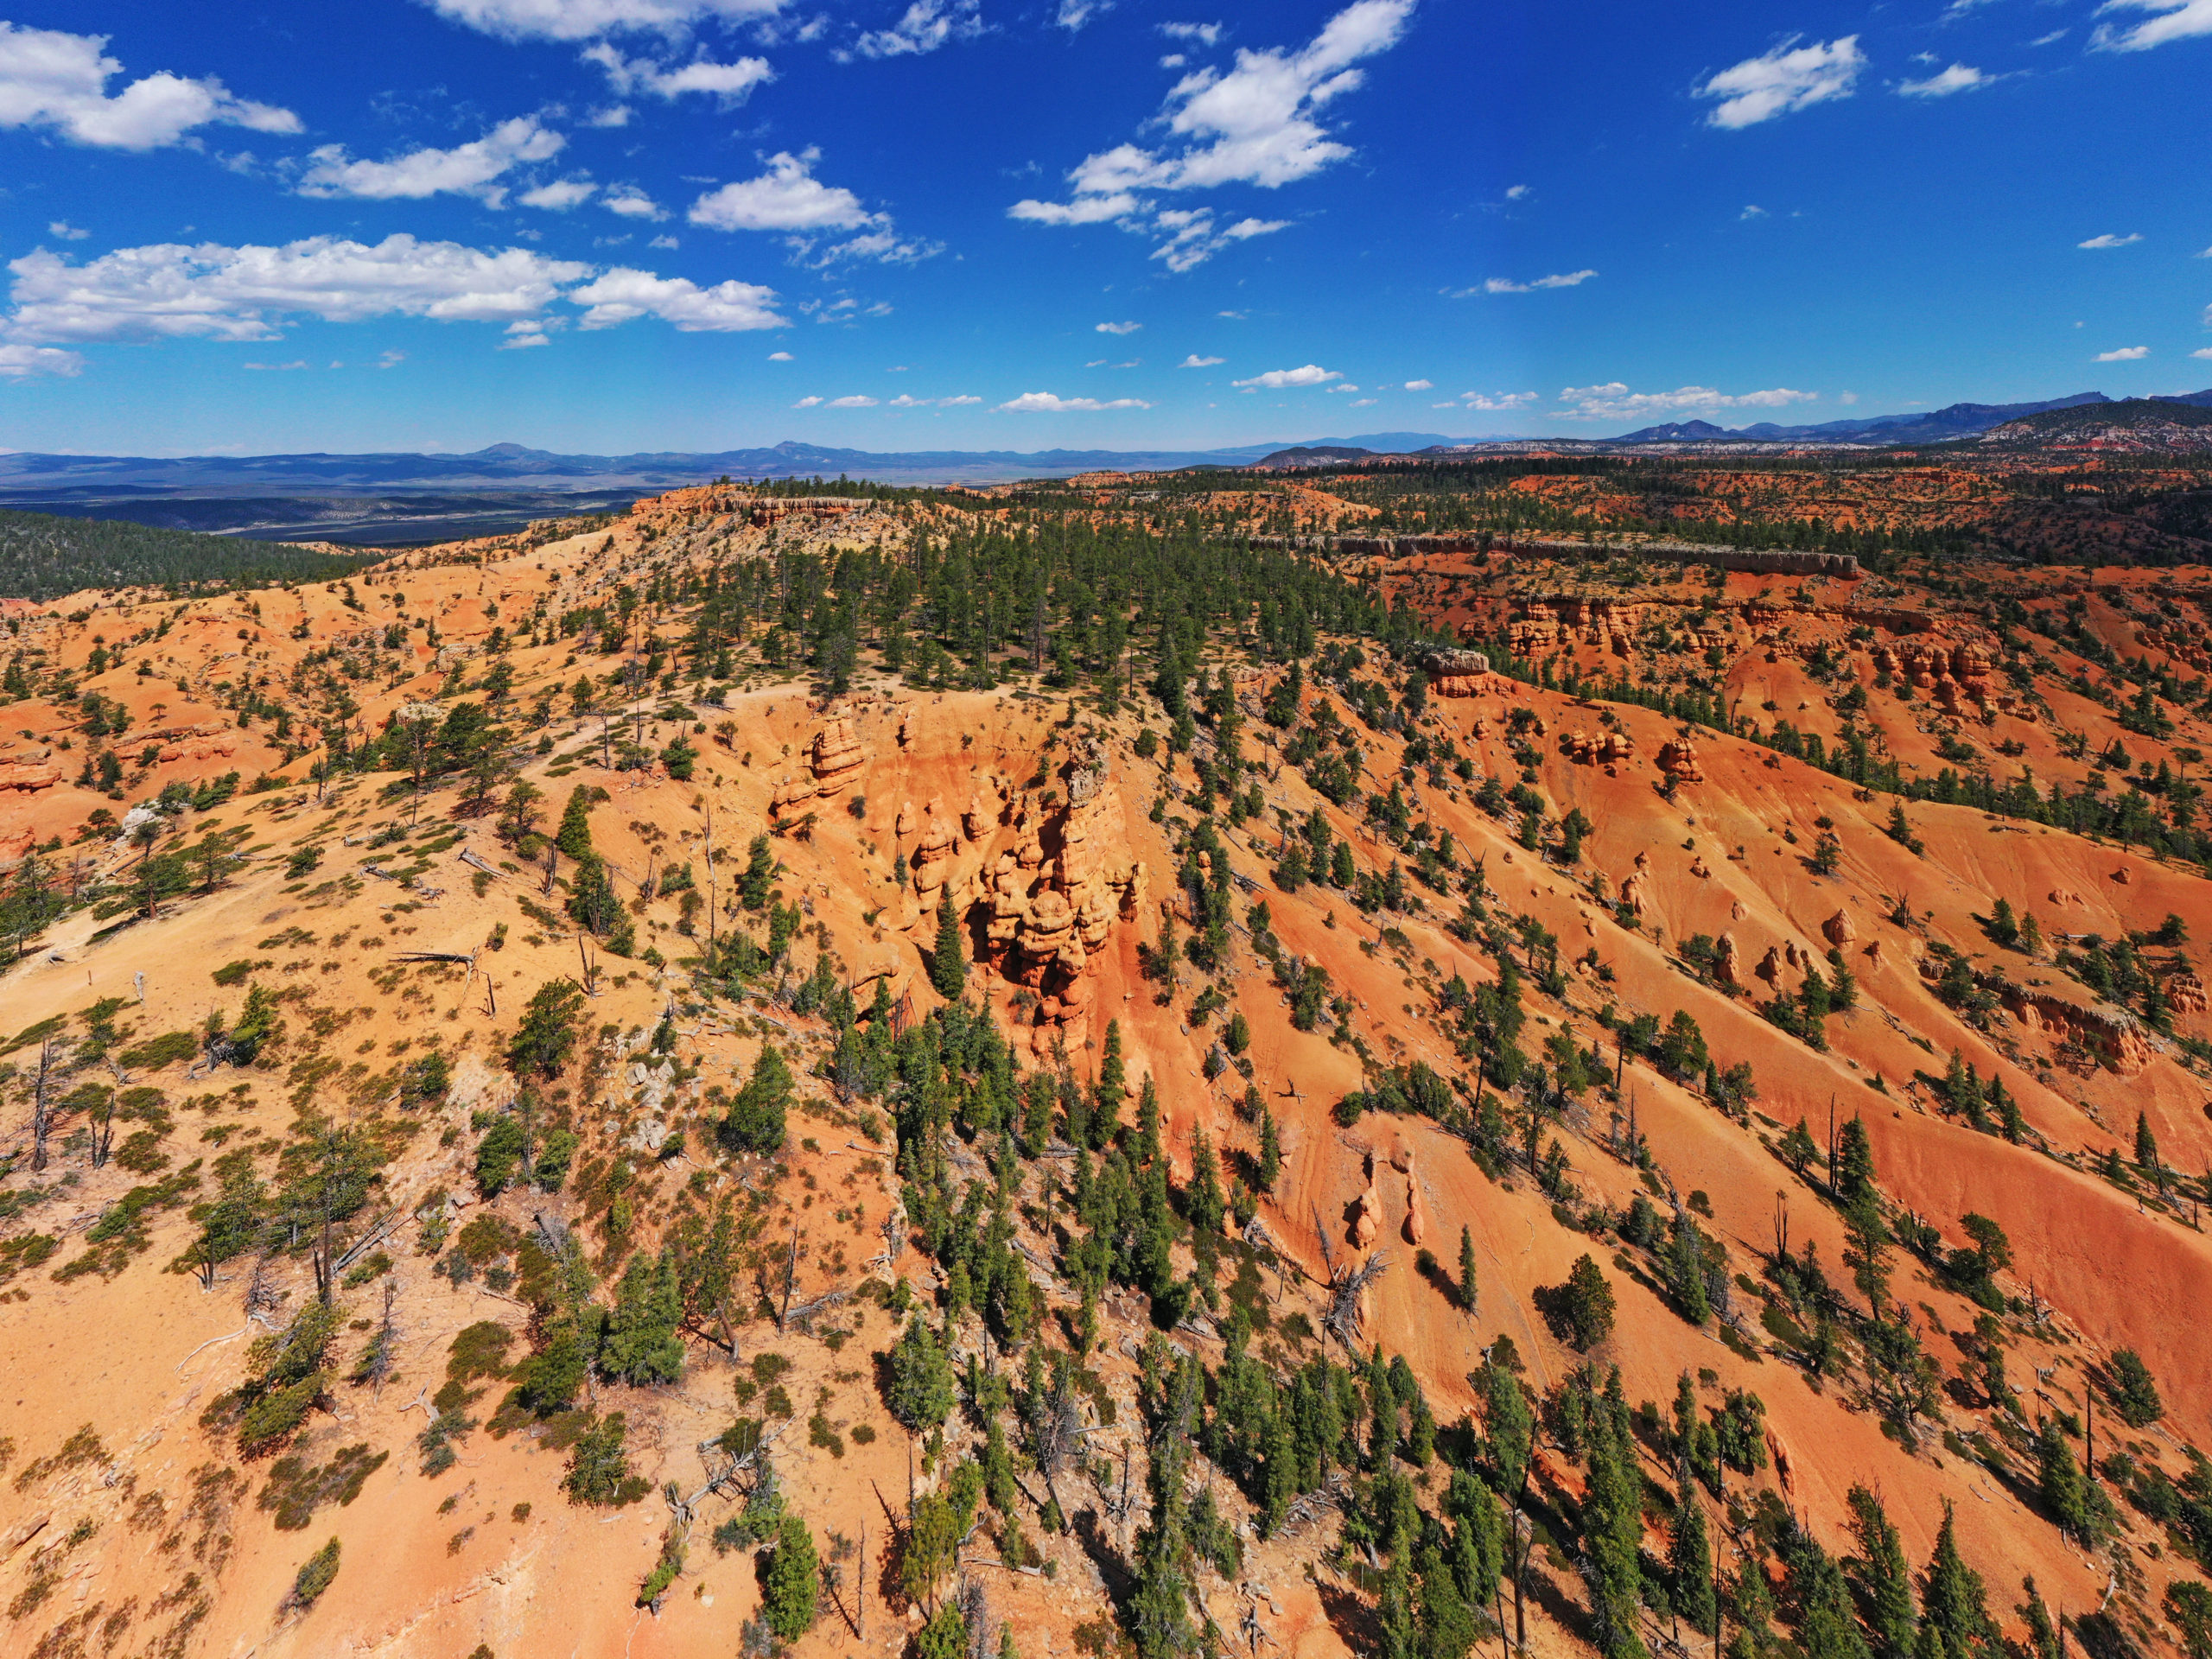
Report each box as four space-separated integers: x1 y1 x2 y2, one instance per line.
1668 1212 1711 1324
1093 1019 1127 1148
1848 1484 1916 1659
930 893 967 997
2018 1580 2061 1659
1457 1224 1479 1317
762 1514 820 1639
1834 1115 1877 1205
887 1314 955 1431
740 834 775 911
1257 1108 1282 1192
600 1247 684 1384
1668 1491 1717 1637
1580 1383 1649 1659
2135 1110 2161 1174
1185 1130 1225 1236
721 1044 791 1154
555 785 594 858
2035 1419 2094 1543
1917 1503 1993 1659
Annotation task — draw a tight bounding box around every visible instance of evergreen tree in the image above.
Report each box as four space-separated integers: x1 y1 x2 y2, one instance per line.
1917 1503 1993 1659
1093 1019 1128 1148
1257 1108 1282 1192
600 1247 684 1384
1667 1212 1712 1324
2018 1580 2061 1659
2109 1349 2163 1427
1185 1130 1225 1236
1834 1115 1877 1205
508 978 588 1077
1668 1491 1717 1638
762 1514 820 1639
556 785 594 858
1847 1484 1916 1659
930 893 968 997
1580 1380 1648 1659
1457 1224 1480 1317
2035 1420 2094 1543
1555 1255 1617 1350
740 834 776 911
887 1314 956 1431
721 1044 791 1154
2134 1111 2161 1176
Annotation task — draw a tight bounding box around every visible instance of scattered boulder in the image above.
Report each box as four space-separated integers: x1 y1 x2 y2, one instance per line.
1823 909 1854 946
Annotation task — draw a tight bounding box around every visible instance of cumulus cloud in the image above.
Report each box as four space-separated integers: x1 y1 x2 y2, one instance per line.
297 116 564 207
1462 390 1536 410
998 391 1151 410
1179 353 1224 367
690 149 937 264
850 0 983 58
1503 183 1529 200
2078 232 2142 249
941 393 982 405
519 178 597 210
792 394 822 406
1452 269 1595 296
1695 35 1864 128
1403 378 1432 390
1898 61 1993 95
1327 382 1359 393
0 341 84 378
602 184 666 219
768 349 793 359
1159 21 1224 45
1096 320 1141 334
582 43 773 102
2094 346 2149 360
2091 0 2212 51
1349 397 1375 406
1010 0 1409 267
0 234 788 358
2193 347 2212 359
0 21 301 151
1555 382 1817 420
1056 0 1109 29
827 393 878 405
499 320 552 347
568 267 784 330
1232 364 1338 389
419 0 787 41
3 235 593 342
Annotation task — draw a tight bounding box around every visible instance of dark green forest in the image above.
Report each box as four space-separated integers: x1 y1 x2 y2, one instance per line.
0 509 372 602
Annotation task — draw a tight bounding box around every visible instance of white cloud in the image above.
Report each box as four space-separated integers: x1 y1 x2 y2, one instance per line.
792 394 822 406
1695 35 1865 129
941 393 982 405
690 149 872 231
298 116 564 207
602 184 666 219
1011 0 1409 264
1740 204 1767 219
828 393 878 406
1504 183 1529 200
0 342 84 378
0 21 301 151
2092 0 2212 52
1096 320 1141 334
419 0 787 42
1462 391 1537 410
1056 0 1109 30
1148 209 1287 272
2078 232 2142 249
241 359 310 370
888 392 928 406
2028 29 2069 46
588 103 632 126
648 232 678 249
520 178 597 210
582 43 773 102
768 349 793 359
1160 53 1185 67
1159 22 1224 45
1349 397 1375 406
569 267 784 331
46 220 91 241
1179 353 1224 367
4 234 592 342
1456 269 1596 296
851 0 983 58
997 391 1151 410
2094 346 2149 360
2192 347 2212 359
1326 382 1359 393
1403 378 1432 390
1556 382 1817 420
1217 308 1246 319
499 321 551 347
378 348 406 367
1232 363 1338 389
1899 62 1993 96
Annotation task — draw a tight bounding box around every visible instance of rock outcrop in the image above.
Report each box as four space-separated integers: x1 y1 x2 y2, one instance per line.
810 718 862 796
1657 740 1704 783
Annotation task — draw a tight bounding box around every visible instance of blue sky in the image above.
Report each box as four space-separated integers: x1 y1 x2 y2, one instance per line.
0 0 2208 455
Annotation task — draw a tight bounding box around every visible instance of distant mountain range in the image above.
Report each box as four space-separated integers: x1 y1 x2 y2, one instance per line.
1606 390 2212 447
